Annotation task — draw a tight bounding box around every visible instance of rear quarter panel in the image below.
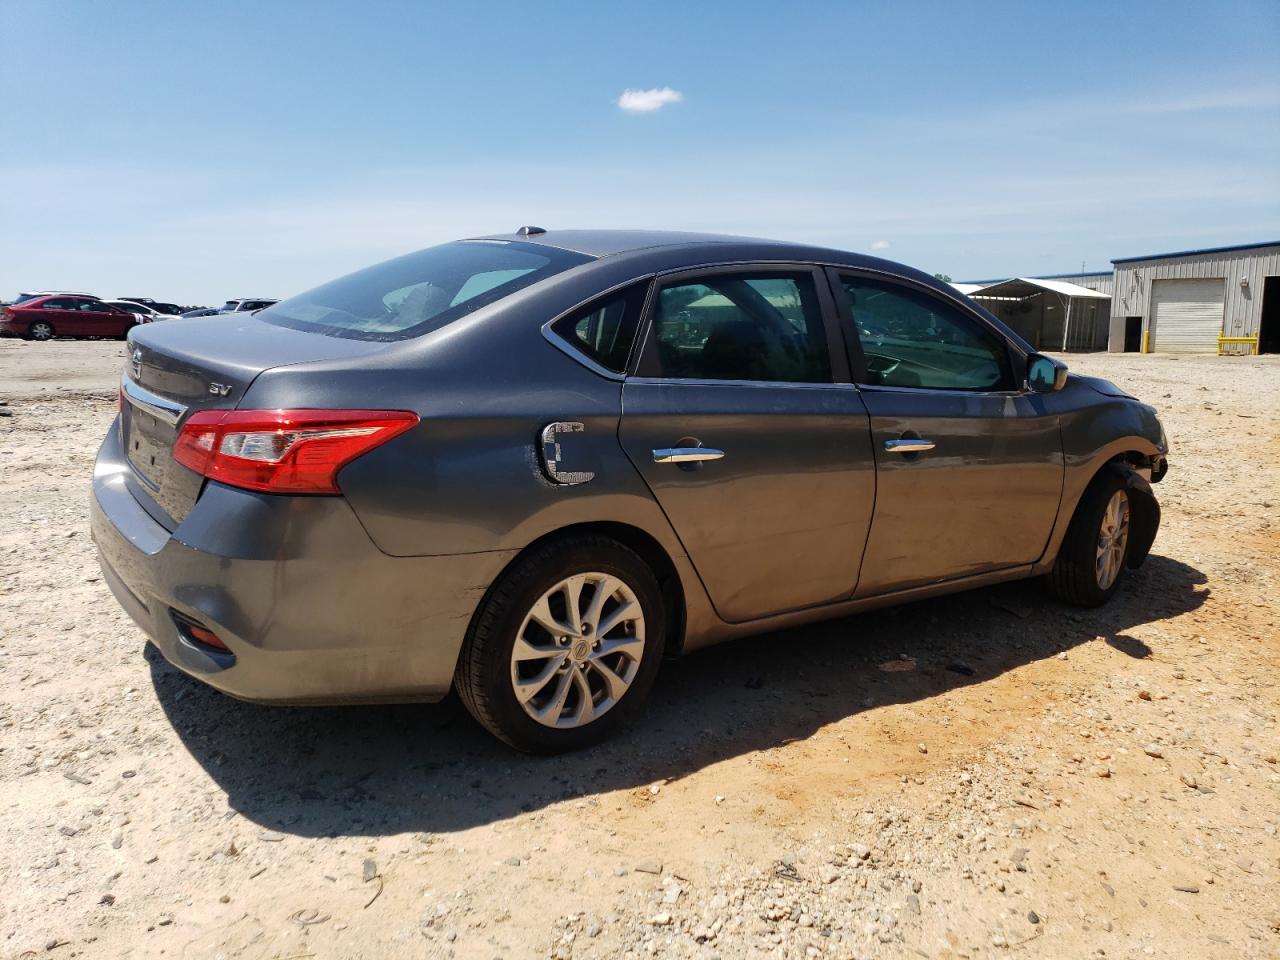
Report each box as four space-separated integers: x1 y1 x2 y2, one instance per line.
237 268 690 567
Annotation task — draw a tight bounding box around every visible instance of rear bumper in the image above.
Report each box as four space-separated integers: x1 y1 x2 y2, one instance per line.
91 423 517 704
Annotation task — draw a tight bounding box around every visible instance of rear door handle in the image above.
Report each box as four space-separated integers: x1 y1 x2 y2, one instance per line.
884 438 936 454
653 447 725 464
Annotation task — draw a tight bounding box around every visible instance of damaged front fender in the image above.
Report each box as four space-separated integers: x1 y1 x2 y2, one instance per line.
1106 462 1162 569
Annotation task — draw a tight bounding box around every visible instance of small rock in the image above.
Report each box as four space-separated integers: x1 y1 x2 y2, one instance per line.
1143 745 1163 758
818 864 840 884
850 843 871 861
916 743 928 754
1137 690 1152 701
1027 910 1040 924
219 894 230 903
259 831 285 843
635 861 663 875
1179 772 1198 789
1093 766 1111 778
99 894 115 906
647 912 672 926
1173 884 1199 894
905 894 921 915
364 858 379 880
110 831 123 850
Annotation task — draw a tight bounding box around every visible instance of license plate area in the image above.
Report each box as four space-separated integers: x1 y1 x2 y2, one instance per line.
123 402 171 491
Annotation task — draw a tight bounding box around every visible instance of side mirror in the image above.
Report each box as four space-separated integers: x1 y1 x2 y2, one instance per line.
1026 353 1068 393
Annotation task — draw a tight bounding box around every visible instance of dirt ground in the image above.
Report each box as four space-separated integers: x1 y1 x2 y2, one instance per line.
1 339 1277 960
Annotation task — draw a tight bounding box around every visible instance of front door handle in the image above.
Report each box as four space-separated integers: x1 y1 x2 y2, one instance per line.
884 438 936 454
653 447 725 464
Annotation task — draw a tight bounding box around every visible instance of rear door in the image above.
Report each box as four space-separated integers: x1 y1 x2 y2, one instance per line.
832 271 1063 596
37 297 78 334
618 265 876 623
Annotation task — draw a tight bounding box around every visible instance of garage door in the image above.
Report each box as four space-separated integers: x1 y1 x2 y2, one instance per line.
1149 278 1224 352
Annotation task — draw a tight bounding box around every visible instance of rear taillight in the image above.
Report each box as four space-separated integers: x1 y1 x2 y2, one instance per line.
173 409 419 495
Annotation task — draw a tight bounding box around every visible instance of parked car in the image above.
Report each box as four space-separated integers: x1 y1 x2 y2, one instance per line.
92 229 1168 752
219 298 277 314
3 294 139 340
104 300 165 322
14 290 99 305
120 297 185 316
180 307 220 318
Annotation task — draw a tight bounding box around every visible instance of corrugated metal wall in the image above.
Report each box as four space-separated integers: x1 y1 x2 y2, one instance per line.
1108 245 1280 354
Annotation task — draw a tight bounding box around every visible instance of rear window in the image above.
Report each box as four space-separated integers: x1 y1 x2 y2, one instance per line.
260 240 593 341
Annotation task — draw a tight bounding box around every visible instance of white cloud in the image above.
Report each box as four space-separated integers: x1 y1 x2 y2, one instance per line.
871 239 891 250
617 87 683 114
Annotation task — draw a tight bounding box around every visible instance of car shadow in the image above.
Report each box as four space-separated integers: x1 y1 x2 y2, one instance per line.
148 554 1207 838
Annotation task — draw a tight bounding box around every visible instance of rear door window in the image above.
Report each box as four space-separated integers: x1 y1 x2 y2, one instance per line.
639 272 832 383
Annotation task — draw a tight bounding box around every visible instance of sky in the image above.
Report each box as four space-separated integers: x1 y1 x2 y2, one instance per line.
2 0 1278 304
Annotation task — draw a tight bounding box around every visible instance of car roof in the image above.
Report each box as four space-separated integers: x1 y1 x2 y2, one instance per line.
467 228 934 279
469 228 802 258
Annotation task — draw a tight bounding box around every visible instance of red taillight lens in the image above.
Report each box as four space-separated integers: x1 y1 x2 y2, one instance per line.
173 409 419 495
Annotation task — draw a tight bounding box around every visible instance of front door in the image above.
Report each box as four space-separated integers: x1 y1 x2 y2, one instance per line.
619 266 876 623
832 271 1064 596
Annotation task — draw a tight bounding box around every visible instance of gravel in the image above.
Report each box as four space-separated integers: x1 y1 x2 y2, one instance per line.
1 344 1278 958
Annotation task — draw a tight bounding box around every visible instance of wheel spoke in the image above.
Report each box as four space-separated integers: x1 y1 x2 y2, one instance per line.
513 635 563 662
570 667 596 724
528 596 572 638
583 575 621 630
596 599 638 639
535 668 574 724
588 658 631 701
514 658 566 704
561 575 587 635
592 635 644 662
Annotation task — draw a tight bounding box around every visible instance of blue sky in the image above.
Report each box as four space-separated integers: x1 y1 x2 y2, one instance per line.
2 0 1278 304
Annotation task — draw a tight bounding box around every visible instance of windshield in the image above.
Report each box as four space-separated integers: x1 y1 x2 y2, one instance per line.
258 240 592 341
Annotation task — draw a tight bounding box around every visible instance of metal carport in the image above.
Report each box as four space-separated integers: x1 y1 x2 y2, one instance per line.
970 277 1111 352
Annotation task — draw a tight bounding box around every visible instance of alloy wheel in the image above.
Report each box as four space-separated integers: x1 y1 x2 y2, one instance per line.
1095 489 1130 590
510 572 645 728
30 322 53 341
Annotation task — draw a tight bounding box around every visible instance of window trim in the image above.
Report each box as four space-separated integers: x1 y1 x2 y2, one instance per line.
540 276 656 381
826 266 1026 395
632 263 850 385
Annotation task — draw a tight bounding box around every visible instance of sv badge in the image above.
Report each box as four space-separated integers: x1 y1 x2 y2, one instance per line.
539 422 594 485
208 382 233 397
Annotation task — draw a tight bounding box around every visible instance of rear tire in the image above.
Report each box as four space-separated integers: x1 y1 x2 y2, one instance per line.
456 535 665 753
28 321 54 341
1048 471 1132 607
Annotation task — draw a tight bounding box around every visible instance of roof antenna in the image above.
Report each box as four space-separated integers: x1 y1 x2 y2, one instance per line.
516 225 547 236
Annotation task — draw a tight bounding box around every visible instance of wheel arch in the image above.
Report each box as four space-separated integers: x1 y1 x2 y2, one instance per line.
473 520 688 660
1036 437 1164 575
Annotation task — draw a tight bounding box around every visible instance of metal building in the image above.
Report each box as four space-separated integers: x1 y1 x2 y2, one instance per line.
1107 241 1280 355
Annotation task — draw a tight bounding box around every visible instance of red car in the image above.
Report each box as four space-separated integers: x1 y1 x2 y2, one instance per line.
0 295 140 341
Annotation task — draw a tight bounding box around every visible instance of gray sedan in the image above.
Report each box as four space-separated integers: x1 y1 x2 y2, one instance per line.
92 229 1168 752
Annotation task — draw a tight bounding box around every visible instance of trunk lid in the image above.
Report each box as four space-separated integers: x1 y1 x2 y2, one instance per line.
121 316 389 526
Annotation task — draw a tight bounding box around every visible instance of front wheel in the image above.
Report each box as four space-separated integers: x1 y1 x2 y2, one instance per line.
456 535 665 752
1048 472 1132 606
